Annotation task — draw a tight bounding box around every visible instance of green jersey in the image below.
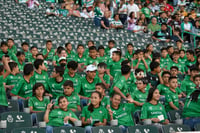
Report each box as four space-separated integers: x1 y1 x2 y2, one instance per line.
160 56 172 70
178 56 187 65
63 73 81 94
131 89 148 110
182 94 200 118
42 48 55 61
11 77 35 98
47 108 78 127
66 50 76 62
86 56 100 66
181 79 196 96
24 51 32 62
0 50 17 62
28 55 36 64
89 96 110 108
165 88 182 112
8 45 17 54
28 96 50 112
80 76 101 97
96 72 110 86
185 58 196 72
167 61 185 73
132 59 148 72
110 75 129 96
47 78 65 99
74 54 87 64
33 71 49 90
94 7 103 18
141 7 151 18
0 76 8 106
81 106 108 125
110 103 135 126
157 84 169 95
98 55 109 63
55 93 80 110
140 102 168 123
125 51 134 61
108 59 123 77
52 55 59 65
5 73 22 85
16 60 25 72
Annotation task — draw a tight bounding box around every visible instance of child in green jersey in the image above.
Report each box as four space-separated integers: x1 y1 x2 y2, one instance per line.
97 62 110 89
86 46 100 66
52 47 67 66
0 56 11 114
16 51 26 72
44 96 78 133
105 40 115 56
95 83 110 108
7 38 17 54
65 42 75 62
75 44 86 72
185 50 196 73
125 43 134 61
165 76 184 112
157 71 171 95
29 83 50 125
98 45 108 63
84 40 95 56
193 75 200 89
21 42 31 62
160 48 172 71
55 80 81 112
81 91 108 133
11 63 35 111
178 50 187 65
0 41 17 62
183 90 200 130
43 40 55 62
140 88 169 124
109 93 135 133
170 66 182 87
28 46 38 63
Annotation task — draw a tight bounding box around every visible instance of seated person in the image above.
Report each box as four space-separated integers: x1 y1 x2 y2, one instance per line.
101 11 110 30
110 14 123 29
26 0 40 9
140 88 169 124
133 19 147 33
46 4 59 17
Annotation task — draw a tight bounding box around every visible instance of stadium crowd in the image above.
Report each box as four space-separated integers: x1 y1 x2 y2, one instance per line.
0 0 200 133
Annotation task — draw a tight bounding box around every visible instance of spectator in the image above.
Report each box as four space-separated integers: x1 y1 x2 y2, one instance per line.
127 0 139 19
141 3 151 23
26 0 40 9
152 23 171 42
94 1 104 27
133 19 147 33
158 12 168 24
139 13 148 26
118 0 127 25
101 11 110 29
127 12 137 30
149 1 159 13
181 16 193 42
163 0 174 12
46 4 59 17
110 14 123 29
192 21 200 41
147 17 161 33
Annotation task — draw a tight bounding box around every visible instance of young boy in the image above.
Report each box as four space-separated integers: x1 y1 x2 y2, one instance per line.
157 71 171 95
0 41 17 62
64 61 81 94
185 50 196 73
193 75 200 90
125 43 134 61
176 40 185 50
98 45 108 63
170 66 182 87
165 76 184 112
52 46 67 66
21 42 31 62
95 83 110 108
86 46 100 66
96 62 110 89
0 56 11 114
7 38 17 54
143 49 152 72
160 48 172 71
55 80 81 112
65 42 75 62
33 59 49 90
47 66 66 99
105 40 115 56
42 40 55 62
28 46 38 63
16 51 26 72
131 77 149 111
74 44 86 72
178 49 187 66
84 40 95 56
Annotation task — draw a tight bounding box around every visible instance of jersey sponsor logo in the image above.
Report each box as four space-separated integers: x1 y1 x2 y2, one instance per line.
115 112 127 118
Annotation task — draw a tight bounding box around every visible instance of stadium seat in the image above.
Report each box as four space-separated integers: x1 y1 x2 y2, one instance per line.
53 126 85 133
11 127 46 133
92 126 122 133
167 110 182 123
0 112 32 133
36 112 45 124
194 123 200 131
161 124 191 133
128 125 159 133
8 99 19 112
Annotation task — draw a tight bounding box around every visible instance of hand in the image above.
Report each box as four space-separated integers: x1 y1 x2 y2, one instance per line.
64 116 70 123
165 39 170 43
151 118 160 123
163 119 169 124
25 97 30 100
139 103 144 106
86 119 91 124
126 97 134 103
47 101 54 110
94 122 102 126
108 109 113 116
98 74 104 79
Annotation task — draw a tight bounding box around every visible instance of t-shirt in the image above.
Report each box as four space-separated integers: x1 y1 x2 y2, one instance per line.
153 30 171 41
140 102 168 123
141 7 151 18
28 96 50 111
98 55 109 63
96 72 110 86
5 73 22 86
131 90 148 111
0 76 7 106
101 17 110 29
58 9 69 17
66 50 76 62
125 51 134 61
8 45 17 54
55 93 80 110
160 56 172 70
42 48 55 61
165 88 182 112
147 23 161 33
167 61 185 73
111 20 123 27
108 59 123 77
89 96 110 108
47 78 65 99
180 79 196 95
33 71 49 91
157 84 169 95
127 3 139 17
132 59 148 72
80 76 101 97
11 77 35 98
147 72 160 88
182 94 200 118
16 60 25 72
110 103 135 126
86 56 100 66
81 106 108 125
94 6 103 18
28 55 36 64
74 54 87 64
24 51 32 62
63 73 81 94
0 50 17 62
47 108 78 127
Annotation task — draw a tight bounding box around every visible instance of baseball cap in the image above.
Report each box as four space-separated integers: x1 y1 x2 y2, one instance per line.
58 57 66 62
86 65 97 72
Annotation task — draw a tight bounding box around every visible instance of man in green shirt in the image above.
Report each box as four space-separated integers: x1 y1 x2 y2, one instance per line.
86 46 100 66
74 44 86 72
47 66 65 99
16 51 26 72
28 46 38 63
125 43 134 61
65 42 75 62
147 17 161 33
43 40 55 61
157 71 171 95
185 50 196 73
33 59 49 90
64 61 81 94
11 63 35 111
0 41 17 62
7 38 17 54
21 42 31 62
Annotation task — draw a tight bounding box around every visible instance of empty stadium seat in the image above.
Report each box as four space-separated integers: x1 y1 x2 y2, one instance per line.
92 126 122 133
161 124 191 133
128 125 159 133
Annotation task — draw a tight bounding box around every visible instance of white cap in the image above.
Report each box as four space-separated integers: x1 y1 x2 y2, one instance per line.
86 65 97 72
58 57 66 62
110 48 118 58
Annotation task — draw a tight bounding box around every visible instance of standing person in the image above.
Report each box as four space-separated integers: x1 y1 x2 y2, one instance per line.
118 0 127 25
127 12 137 31
94 1 104 27
44 96 78 133
140 88 169 124
81 91 108 133
127 0 139 19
